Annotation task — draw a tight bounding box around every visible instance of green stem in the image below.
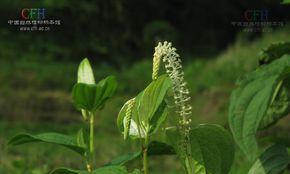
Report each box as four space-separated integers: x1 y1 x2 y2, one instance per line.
87 113 95 172
185 155 193 174
185 135 194 174
143 135 149 174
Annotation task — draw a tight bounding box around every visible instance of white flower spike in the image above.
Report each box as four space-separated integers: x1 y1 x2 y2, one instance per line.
153 41 192 136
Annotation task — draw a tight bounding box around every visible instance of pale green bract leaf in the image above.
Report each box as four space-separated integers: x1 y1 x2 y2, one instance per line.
77 58 95 84
166 124 235 174
50 166 131 174
72 76 117 112
248 144 290 174
117 75 172 138
8 132 86 155
229 55 290 160
124 119 146 138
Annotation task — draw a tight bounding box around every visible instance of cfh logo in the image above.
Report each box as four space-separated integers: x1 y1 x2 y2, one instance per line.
244 9 269 22
21 8 46 20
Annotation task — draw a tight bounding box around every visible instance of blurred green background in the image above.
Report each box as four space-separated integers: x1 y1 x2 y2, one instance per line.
0 0 290 174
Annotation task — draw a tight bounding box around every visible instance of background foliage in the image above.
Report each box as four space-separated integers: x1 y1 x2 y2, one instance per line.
0 0 290 174
0 0 290 64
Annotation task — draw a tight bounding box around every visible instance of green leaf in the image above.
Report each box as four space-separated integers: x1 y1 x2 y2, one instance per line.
77 58 95 84
248 144 290 174
190 124 235 174
166 127 184 161
72 76 117 112
136 74 172 122
129 169 142 174
117 99 130 132
147 141 175 155
167 124 235 174
93 166 129 174
117 75 172 138
8 132 86 155
76 129 87 149
229 55 290 160
105 151 142 166
258 86 290 130
97 76 118 105
259 42 290 65
50 166 130 174
106 141 175 166
282 0 290 4
50 168 88 174
257 42 290 128
148 101 168 134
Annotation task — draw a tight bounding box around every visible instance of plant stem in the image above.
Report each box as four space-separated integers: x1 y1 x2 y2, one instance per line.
180 129 193 174
185 155 193 174
143 135 149 174
87 113 95 172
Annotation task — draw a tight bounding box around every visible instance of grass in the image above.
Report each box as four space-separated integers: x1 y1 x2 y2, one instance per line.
1 27 290 173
